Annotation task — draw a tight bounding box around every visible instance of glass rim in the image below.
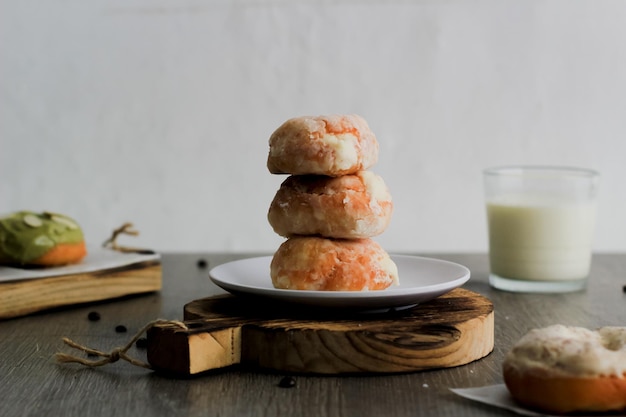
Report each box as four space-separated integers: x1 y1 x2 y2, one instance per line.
483 165 600 179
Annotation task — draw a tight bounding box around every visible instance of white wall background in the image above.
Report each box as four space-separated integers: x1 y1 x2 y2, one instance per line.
1 0 625 254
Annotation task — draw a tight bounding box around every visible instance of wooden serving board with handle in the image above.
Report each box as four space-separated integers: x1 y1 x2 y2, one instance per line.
147 287 494 375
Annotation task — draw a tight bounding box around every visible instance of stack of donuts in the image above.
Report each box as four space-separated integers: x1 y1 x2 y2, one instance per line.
266 114 399 291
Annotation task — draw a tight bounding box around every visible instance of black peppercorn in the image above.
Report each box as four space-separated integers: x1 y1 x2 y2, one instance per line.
197 259 208 269
87 311 101 321
278 376 296 388
115 325 127 333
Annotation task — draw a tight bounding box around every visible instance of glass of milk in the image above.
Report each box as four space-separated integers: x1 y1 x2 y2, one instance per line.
483 166 600 293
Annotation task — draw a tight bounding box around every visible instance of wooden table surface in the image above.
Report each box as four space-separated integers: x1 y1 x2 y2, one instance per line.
1 253 625 417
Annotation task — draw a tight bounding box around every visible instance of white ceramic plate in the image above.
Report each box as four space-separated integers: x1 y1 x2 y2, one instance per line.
209 255 470 311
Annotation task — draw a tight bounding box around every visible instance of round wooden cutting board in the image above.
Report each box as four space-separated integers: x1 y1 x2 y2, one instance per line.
146 287 494 376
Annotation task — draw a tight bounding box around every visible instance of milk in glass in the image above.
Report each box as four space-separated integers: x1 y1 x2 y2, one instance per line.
487 197 596 281
483 166 599 292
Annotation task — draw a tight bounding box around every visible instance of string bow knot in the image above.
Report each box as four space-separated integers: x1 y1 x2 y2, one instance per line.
55 319 188 369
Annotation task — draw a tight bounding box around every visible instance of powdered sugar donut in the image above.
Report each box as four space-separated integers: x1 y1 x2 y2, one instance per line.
267 114 378 177
503 325 626 414
267 171 393 239
270 236 398 291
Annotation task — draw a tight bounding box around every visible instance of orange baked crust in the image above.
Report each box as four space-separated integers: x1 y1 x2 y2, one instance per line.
268 173 392 239
30 241 87 266
267 114 379 177
503 363 626 414
270 236 398 291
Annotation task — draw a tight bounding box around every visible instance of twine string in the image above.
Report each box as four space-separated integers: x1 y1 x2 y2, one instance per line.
55 319 188 369
102 222 154 254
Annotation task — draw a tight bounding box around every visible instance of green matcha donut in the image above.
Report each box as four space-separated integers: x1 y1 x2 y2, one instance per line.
0 211 86 266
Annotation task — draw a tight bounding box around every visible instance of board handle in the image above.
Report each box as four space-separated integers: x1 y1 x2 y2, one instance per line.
147 319 242 375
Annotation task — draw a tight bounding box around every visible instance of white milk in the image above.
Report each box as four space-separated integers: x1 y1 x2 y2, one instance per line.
487 198 596 281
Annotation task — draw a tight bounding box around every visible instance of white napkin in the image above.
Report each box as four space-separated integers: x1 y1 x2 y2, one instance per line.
451 384 626 416
0 246 160 283
450 384 559 417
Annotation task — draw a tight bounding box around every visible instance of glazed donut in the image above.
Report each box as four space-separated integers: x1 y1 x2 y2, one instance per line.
268 171 393 239
267 114 379 177
0 211 87 267
270 236 398 291
503 325 626 414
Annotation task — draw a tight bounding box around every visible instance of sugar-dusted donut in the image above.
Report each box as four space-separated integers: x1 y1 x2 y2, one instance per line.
267 114 379 177
0 211 87 267
268 171 393 239
503 325 626 414
270 236 398 291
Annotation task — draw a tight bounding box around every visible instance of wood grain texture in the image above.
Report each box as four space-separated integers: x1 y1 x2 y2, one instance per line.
147 287 494 375
0 261 162 319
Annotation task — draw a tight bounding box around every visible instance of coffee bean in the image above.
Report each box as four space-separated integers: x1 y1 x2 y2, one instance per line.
87 311 101 321
135 337 148 349
278 376 296 388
